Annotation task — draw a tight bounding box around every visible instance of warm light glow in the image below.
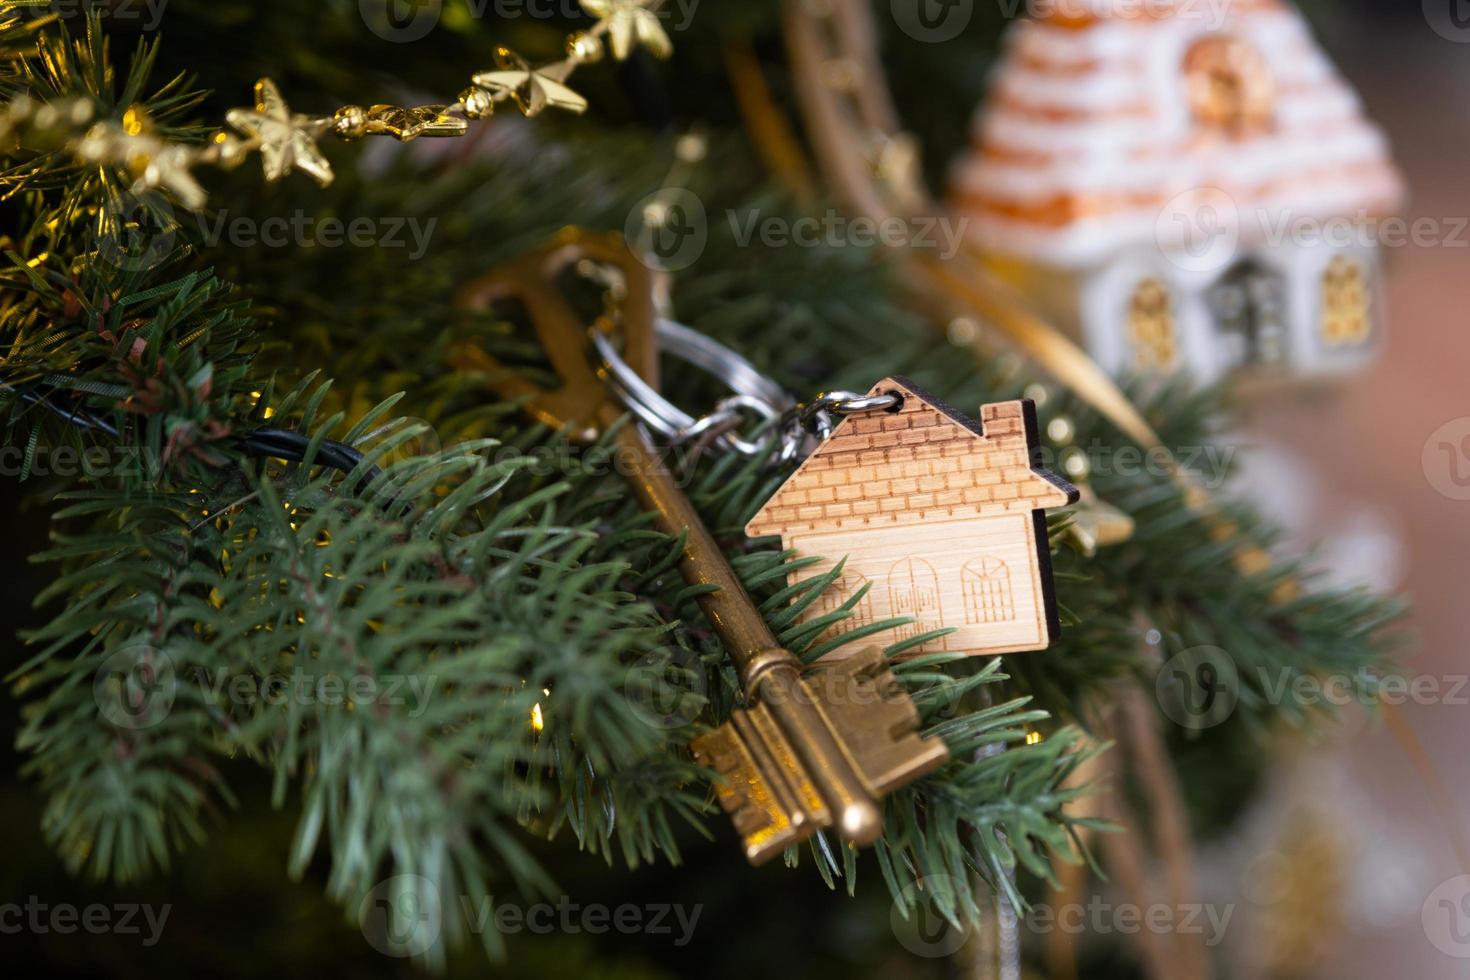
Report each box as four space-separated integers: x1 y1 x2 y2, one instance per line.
1025 731 1043 745
530 702 544 733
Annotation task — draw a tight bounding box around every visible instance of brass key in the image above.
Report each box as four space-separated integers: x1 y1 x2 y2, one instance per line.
452 230 949 864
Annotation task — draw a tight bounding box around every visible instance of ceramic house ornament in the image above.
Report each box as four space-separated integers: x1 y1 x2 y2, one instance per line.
746 378 1078 657
950 0 1404 384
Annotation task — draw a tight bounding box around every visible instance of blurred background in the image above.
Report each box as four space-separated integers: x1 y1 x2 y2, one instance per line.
1223 2 1470 977
0 1 1465 977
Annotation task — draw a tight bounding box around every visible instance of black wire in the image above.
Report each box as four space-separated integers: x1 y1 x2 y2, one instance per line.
236 427 377 479
8 383 121 438
4 384 383 487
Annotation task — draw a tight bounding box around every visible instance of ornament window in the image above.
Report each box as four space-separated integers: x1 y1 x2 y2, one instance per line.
1183 36 1275 137
1128 278 1179 371
1209 259 1289 368
888 557 941 641
1320 255 1373 347
817 572 875 629
961 558 1015 625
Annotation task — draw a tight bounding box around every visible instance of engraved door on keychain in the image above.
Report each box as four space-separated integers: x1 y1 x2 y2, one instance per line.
745 377 1078 657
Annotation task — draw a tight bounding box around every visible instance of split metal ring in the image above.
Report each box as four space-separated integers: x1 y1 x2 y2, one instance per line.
591 320 904 463
591 319 794 458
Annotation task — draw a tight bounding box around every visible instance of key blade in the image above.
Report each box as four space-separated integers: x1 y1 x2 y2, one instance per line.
691 702 829 865
808 646 951 796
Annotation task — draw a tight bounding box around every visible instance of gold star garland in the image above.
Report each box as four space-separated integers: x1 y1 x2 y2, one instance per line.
0 0 672 209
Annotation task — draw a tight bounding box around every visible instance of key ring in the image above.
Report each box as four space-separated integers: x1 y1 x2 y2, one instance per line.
590 319 903 464
592 319 792 457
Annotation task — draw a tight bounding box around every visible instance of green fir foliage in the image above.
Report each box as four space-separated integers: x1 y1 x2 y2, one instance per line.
0 5 1397 966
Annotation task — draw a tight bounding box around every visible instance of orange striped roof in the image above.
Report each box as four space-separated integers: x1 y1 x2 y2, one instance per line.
949 1 1404 266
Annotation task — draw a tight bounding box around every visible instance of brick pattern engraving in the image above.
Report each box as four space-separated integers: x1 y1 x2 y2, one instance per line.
748 378 1078 658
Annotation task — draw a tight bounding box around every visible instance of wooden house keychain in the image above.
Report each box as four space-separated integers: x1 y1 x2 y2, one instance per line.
744 379 1078 659
450 230 1075 863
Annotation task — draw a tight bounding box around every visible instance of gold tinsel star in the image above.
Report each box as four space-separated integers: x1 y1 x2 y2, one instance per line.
472 48 588 118
362 104 467 141
137 141 209 211
581 0 672 61
225 78 333 185
73 106 209 210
